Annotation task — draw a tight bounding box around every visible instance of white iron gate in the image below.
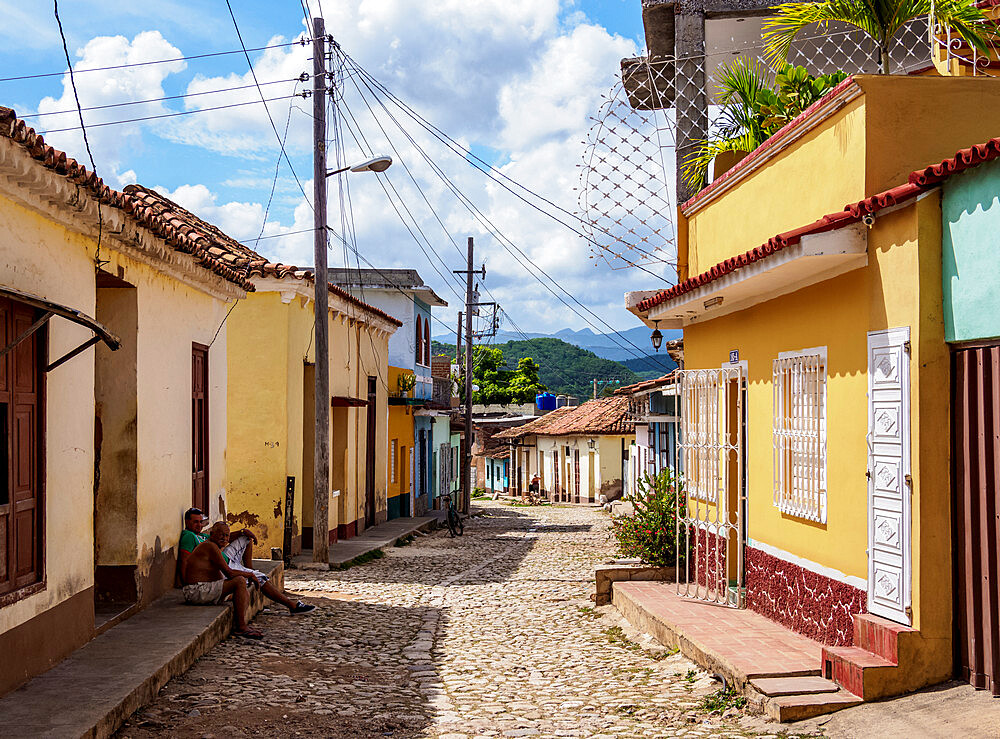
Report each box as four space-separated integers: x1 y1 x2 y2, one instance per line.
675 367 746 606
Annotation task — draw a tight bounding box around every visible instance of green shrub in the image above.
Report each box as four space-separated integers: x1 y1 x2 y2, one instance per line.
471 487 488 499
610 469 686 568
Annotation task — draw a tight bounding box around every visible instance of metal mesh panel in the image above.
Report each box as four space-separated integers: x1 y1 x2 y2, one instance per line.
773 353 827 523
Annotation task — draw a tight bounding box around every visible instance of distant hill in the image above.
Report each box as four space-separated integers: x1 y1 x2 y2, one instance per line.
431 337 655 400
621 353 677 380
433 324 682 363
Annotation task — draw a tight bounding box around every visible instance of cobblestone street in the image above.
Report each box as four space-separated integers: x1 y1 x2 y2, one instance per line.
117 502 764 739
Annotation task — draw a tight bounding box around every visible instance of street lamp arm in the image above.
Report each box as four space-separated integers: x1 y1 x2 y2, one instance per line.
326 155 392 177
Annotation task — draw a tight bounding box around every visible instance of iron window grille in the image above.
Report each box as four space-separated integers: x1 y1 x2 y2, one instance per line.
773 348 827 523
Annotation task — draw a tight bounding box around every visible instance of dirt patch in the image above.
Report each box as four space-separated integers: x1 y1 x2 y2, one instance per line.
119 705 426 738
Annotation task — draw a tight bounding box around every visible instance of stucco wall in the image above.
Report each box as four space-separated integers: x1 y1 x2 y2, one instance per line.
0 188 235 634
941 157 1000 342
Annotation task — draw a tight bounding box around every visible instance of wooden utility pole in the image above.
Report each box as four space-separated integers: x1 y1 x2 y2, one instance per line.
311 17 330 563
463 238 474 515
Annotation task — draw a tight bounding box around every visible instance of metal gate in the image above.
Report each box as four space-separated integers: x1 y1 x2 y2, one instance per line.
675 367 746 606
952 343 1000 696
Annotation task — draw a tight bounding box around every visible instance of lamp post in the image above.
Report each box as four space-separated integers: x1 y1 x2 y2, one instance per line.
310 15 392 565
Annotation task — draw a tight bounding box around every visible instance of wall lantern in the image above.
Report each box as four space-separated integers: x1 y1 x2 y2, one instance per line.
587 438 596 450
650 320 663 352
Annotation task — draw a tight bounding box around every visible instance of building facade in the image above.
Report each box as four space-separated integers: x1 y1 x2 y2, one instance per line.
0 107 248 695
627 77 1000 699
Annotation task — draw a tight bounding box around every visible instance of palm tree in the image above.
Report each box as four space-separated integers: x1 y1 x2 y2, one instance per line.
681 59 846 190
680 57 771 192
762 0 993 75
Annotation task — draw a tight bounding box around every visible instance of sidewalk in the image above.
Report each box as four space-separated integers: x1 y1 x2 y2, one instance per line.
292 513 445 569
613 581 861 721
0 560 281 738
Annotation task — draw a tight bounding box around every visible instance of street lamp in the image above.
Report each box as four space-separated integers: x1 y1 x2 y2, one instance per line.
326 155 392 177
311 148 392 564
650 320 663 353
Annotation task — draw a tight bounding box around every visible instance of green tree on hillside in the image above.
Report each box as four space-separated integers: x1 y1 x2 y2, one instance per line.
461 346 547 404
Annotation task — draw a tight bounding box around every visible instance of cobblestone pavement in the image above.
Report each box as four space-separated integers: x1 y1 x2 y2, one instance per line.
117 501 795 739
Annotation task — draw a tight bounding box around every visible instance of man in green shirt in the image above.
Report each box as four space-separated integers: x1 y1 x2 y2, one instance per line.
178 508 314 615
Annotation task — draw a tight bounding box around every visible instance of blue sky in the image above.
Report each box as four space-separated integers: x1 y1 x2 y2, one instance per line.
0 1 670 345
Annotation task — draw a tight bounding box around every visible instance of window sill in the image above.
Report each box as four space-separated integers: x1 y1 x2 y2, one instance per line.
0 579 47 609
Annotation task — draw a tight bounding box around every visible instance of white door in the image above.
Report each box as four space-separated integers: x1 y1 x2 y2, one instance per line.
867 327 912 625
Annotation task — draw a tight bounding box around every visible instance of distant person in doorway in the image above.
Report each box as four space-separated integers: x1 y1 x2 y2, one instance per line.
178 508 315 616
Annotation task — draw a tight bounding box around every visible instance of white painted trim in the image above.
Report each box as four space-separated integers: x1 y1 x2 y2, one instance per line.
748 537 867 591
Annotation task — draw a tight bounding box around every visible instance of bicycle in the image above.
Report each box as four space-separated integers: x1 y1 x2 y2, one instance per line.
442 493 464 537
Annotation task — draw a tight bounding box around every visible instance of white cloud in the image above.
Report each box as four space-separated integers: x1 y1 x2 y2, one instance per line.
35 31 186 184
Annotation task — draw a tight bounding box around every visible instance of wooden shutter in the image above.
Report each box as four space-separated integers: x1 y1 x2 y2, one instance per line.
0 297 45 598
191 344 209 512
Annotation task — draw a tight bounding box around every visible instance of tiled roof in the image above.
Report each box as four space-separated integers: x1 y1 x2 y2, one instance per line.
124 186 402 327
0 106 254 291
497 398 634 438
493 406 576 440
616 371 677 396
637 135 1000 314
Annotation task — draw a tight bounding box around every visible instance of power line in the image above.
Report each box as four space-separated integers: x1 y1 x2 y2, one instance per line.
40 92 303 133
343 67 671 372
18 76 301 120
0 39 309 84
225 0 313 209
53 0 105 271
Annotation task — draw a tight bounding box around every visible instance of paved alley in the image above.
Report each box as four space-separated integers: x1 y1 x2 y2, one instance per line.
116 502 752 738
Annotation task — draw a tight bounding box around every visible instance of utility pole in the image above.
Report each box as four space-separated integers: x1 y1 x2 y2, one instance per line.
593 378 597 400
456 311 463 382
311 17 330 564
463 238 474 515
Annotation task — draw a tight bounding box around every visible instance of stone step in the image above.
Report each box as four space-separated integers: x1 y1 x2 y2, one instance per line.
765 688 863 722
750 675 841 697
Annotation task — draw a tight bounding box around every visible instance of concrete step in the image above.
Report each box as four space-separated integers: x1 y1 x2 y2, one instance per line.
822 645 896 700
751 675 840 697
765 687 863 722
852 612 914 665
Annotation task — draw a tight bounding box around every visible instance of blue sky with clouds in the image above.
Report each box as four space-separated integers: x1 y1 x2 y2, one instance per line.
0 1 673 347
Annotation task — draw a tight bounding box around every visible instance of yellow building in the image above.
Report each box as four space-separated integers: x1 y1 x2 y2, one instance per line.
0 107 248 695
628 75 1000 701
123 187 401 555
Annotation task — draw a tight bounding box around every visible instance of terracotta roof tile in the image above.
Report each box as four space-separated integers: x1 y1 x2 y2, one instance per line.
496 398 634 439
124 186 402 328
638 135 1000 314
0 106 254 291
616 371 677 396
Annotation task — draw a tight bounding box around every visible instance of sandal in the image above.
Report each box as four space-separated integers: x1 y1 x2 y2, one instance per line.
233 627 264 640
290 601 316 614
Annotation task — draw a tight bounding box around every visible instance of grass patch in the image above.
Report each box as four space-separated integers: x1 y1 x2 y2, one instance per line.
577 605 602 619
393 534 415 547
603 625 678 661
699 687 747 713
335 548 386 570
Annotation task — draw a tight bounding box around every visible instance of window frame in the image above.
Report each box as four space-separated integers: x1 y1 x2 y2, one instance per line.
772 346 828 523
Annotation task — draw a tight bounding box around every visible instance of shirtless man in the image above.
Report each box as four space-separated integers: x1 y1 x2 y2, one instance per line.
182 522 264 639
179 509 314 615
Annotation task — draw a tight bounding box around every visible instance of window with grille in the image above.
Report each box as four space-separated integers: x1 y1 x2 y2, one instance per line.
773 348 827 523
390 439 398 484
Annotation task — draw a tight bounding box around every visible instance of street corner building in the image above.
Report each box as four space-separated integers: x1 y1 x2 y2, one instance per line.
123 186 403 553
327 268 452 519
495 397 635 504
627 74 1000 702
0 106 250 694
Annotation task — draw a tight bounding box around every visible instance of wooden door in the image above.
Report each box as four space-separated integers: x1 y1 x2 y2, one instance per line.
866 328 912 625
0 297 45 598
191 344 209 512
365 377 376 528
953 343 1000 695
574 449 581 503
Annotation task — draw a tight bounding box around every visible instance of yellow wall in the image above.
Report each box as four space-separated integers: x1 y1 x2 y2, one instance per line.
386 366 414 501
226 283 393 552
683 198 951 665
686 76 1000 276
0 186 235 633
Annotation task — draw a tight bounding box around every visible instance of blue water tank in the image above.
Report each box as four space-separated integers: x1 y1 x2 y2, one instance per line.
536 392 556 411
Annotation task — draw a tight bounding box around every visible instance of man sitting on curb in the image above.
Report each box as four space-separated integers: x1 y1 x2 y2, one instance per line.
179 508 315 615
182 522 264 639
